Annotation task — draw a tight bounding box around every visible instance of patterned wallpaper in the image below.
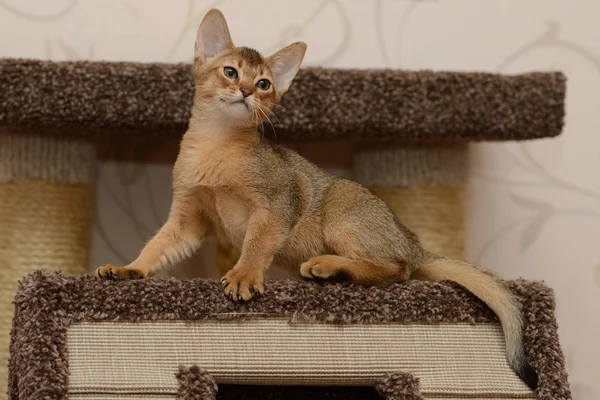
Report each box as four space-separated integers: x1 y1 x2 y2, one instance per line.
1 1 599 398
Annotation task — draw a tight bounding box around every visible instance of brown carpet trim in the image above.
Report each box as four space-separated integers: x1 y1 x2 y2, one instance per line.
376 372 423 400
177 365 218 400
8 271 572 399
0 59 565 142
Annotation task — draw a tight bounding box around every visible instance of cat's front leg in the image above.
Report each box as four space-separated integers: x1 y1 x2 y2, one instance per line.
96 192 210 280
221 210 285 302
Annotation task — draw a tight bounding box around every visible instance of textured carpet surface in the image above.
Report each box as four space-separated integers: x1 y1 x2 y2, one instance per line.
0 58 566 142
9 271 571 400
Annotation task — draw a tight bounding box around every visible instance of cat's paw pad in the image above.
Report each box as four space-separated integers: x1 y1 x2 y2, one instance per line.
95 264 144 280
300 256 351 281
221 268 264 302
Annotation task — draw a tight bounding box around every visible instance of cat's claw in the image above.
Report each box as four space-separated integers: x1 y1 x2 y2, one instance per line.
222 268 264 302
95 264 144 280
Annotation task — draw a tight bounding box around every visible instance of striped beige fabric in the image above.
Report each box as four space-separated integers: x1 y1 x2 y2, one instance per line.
70 396 525 400
67 319 534 399
353 145 468 187
0 133 96 184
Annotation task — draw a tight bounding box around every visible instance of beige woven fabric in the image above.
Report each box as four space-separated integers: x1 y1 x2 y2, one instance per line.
0 179 94 396
353 145 468 187
0 133 96 184
67 320 534 398
371 185 465 259
70 396 523 400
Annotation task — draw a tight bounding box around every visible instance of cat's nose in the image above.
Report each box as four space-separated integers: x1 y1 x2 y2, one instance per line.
239 86 253 97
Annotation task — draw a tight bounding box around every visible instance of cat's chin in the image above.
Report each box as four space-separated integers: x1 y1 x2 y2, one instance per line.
221 101 252 120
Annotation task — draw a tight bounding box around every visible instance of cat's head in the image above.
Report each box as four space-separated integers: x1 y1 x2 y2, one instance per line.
192 9 306 126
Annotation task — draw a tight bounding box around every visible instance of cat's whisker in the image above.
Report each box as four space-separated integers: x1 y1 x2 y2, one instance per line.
263 101 286 114
193 91 228 116
204 99 223 116
253 109 261 130
252 108 265 142
254 103 278 143
249 100 266 141
256 101 281 127
256 102 282 125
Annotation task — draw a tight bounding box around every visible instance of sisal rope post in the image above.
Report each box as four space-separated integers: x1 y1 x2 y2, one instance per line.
353 144 468 260
0 133 96 394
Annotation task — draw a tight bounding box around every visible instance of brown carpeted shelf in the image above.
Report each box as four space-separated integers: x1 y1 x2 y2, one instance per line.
9 271 571 399
0 58 566 142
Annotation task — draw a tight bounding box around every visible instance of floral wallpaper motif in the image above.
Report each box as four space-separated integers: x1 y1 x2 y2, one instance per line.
1 1 599 397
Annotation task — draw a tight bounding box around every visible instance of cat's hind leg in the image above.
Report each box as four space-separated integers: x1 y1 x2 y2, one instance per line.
300 255 405 285
301 179 422 285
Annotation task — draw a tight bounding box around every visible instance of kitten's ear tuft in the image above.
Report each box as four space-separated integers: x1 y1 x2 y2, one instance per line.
195 9 234 63
266 42 307 95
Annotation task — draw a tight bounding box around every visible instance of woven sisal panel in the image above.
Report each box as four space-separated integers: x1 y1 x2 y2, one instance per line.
353 145 468 187
69 395 526 400
0 133 95 397
0 179 93 395
370 185 465 259
66 320 533 398
0 133 96 183
69 396 526 400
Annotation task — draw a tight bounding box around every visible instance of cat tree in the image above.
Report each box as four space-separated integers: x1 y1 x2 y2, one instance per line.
0 58 567 398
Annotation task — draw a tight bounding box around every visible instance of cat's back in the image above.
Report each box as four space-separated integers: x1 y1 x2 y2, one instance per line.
250 141 334 194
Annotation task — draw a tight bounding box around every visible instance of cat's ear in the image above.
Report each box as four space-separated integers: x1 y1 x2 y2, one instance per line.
266 42 307 95
195 9 234 63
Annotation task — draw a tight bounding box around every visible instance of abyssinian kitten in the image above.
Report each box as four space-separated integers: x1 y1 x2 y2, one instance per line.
96 9 538 390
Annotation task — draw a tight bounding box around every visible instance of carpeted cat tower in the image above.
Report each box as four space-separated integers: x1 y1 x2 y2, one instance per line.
0 59 569 399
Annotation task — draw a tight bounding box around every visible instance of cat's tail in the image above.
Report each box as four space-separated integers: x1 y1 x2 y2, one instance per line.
411 255 538 391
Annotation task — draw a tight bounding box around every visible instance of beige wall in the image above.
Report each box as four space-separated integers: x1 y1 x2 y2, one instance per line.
1 1 599 398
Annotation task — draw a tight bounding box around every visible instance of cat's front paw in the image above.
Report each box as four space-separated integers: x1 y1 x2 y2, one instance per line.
95 264 144 280
221 268 264 302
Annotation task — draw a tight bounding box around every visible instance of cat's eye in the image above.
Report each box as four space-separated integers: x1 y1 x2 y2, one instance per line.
223 67 238 79
256 79 271 90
